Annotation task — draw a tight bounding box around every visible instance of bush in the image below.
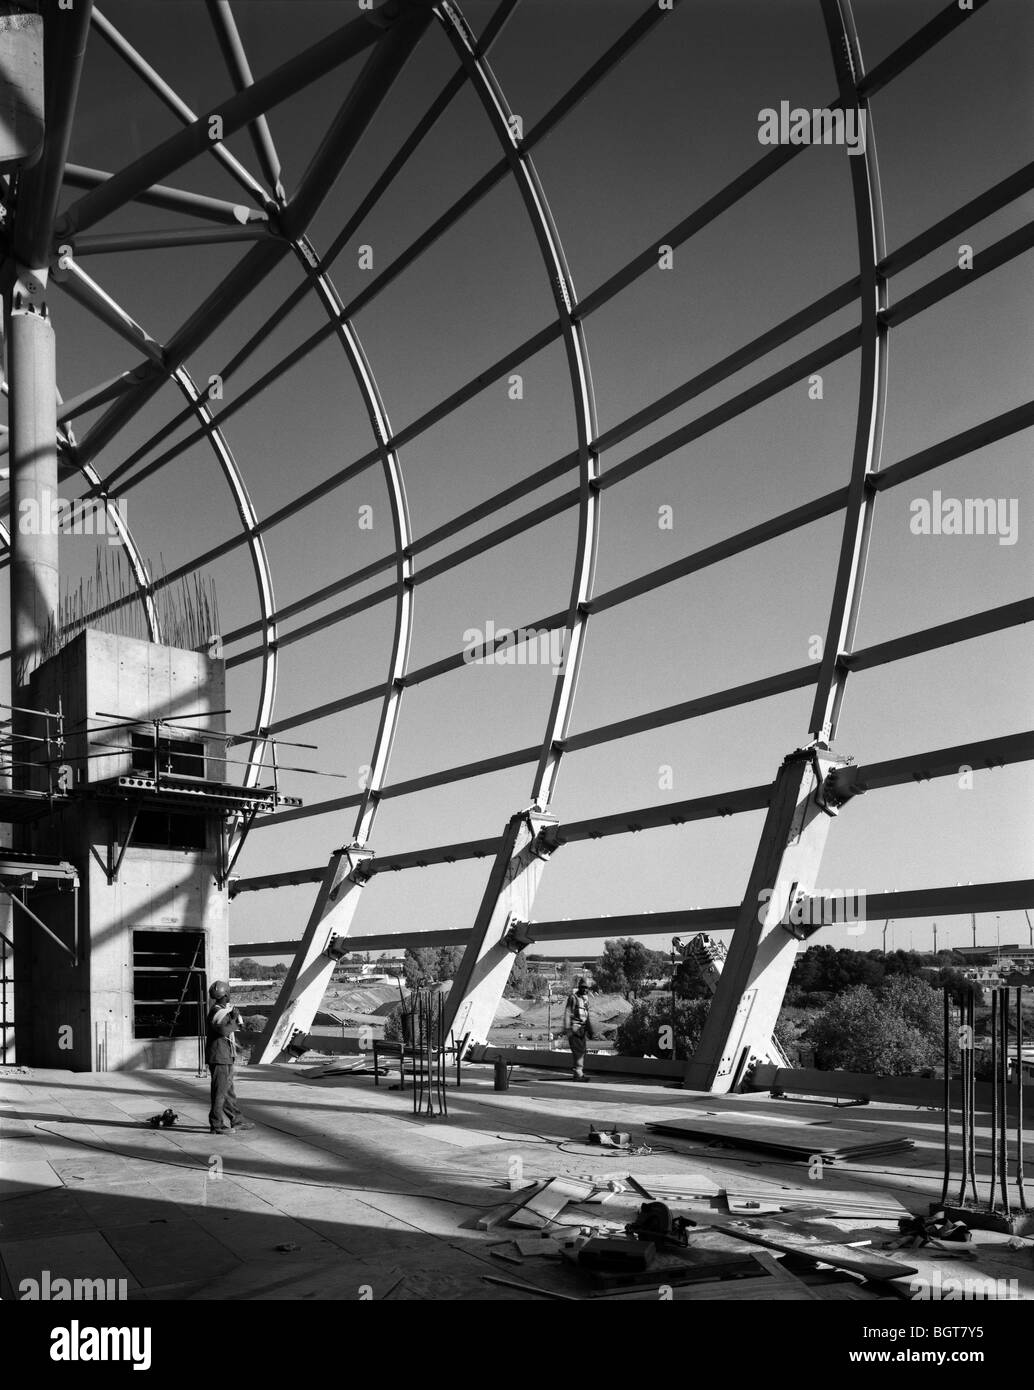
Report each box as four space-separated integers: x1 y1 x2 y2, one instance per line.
615 997 710 1061
240 1014 267 1035
807 974 951 1075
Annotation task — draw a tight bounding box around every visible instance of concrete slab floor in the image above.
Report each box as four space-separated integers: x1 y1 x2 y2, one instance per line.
1 1064 1031 1301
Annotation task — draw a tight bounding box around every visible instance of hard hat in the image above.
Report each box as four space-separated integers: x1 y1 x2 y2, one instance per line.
209 980 230 1000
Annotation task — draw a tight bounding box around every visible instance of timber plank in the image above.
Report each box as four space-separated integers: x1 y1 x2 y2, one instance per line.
507 1177 596 1229
711 1220 918 1281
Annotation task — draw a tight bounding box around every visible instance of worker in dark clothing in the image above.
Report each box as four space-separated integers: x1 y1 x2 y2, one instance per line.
563 977 593 1082
206 981 252 1135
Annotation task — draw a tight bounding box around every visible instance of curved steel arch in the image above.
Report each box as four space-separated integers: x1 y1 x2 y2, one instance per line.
809 0 890 742
289 236 415 849
434 1 602 815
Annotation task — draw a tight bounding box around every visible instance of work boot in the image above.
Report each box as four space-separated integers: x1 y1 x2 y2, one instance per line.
231 1120 254 1132
209 1128 229 1135
572 1073 588 1082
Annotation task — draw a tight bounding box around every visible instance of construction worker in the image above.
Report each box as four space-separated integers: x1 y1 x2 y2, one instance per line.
563 977 593 1082
206 981 253 1135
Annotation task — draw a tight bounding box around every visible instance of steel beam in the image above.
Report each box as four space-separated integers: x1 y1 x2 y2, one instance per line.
860 882 1034 920
683 746 849 1093
251 845 373 1064
90 5 270 209
90 0 667 504
205 0 285 200
234 726 1032 891
230 927 469 957
441 809 558 1048
56 4 390 238
857 0 990 101
883 222 1034 331
84 172 1032 606
62 163 269 225
842 598 1034 672
808 0 888 742
11 0 93 269
81 4 432 484
286 238 413 848
69 227 271 255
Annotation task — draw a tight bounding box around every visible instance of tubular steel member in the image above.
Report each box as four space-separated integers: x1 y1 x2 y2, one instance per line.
290 237 414 852
434 3 602 818
809 0 888 744
685 0 885 1091
682 744 855 1093
351 0 603 1050
242 237 414 1057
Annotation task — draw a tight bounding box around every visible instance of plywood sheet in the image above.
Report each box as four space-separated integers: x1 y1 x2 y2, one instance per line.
650 1115 913 1159
712 1221 919 1281
508 1177 595 1229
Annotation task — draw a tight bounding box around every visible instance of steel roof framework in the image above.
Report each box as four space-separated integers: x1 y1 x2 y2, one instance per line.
0 0 1030 1085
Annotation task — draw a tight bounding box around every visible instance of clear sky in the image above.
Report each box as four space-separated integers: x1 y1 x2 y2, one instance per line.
3 0 1032 960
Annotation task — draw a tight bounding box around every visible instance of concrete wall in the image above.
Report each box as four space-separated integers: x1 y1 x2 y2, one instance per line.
13 630 228 1070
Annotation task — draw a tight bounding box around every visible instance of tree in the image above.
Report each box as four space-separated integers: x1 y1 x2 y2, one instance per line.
593 939 657 1001
235 958 265 980
807 974 951 1075
505 954 549 1001
402 945 465 990
403 947 439 990
616 997 710 1060
271 962 288 979
934 967 983 1006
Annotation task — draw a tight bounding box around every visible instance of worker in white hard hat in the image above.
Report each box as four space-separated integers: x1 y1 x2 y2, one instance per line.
563 976 593 1082
206 981 253 1135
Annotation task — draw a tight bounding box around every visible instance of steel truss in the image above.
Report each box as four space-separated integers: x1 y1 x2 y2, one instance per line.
1 0 1030 1083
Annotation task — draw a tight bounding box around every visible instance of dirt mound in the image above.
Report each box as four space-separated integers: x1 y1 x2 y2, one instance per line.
512 993 632 1029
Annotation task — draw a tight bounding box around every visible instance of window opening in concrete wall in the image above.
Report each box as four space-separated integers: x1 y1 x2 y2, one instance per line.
132 929 206 1040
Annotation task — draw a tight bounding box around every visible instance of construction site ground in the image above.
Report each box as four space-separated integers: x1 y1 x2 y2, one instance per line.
2 1062 1031 1302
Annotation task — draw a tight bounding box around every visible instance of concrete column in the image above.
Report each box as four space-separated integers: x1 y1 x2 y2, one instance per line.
6 269 59 698
683 747 849 1094
443 809 558 1048
253 844 373 1064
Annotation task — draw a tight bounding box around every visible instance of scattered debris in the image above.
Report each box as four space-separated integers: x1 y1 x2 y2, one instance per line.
890 1211 973 1251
